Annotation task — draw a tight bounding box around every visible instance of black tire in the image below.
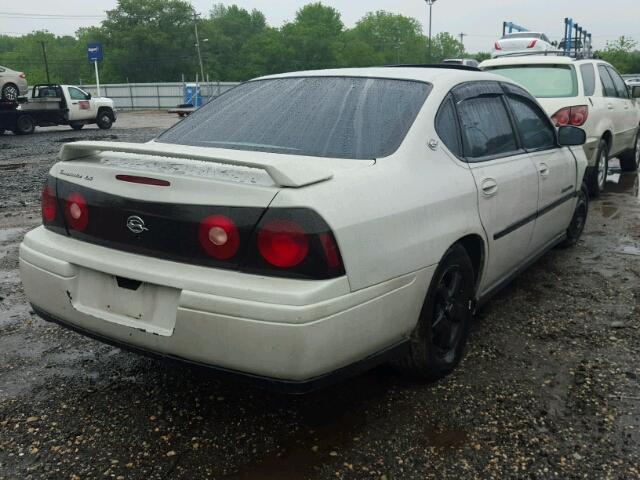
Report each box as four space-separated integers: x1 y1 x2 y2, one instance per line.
1 83 19 102
12 114 35 135
560 183 589 248
395 244 475 380
619 130 640 172
587 139 608 197
70 123 84 131
96 110 113 129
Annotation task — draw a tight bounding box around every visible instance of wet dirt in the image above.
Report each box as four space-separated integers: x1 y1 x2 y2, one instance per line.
1 128 639 479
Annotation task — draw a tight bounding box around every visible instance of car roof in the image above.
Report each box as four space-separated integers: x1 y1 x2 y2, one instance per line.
480 56 608 68
255 66 507 86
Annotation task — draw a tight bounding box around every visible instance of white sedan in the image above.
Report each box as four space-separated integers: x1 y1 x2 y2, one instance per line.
20 67 588 392
492 32 555 58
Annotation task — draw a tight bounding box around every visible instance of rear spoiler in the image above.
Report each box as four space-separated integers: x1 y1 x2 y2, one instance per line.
59 141 334 188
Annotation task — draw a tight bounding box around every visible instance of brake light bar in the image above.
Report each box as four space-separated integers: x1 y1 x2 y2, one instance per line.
116 175 170 186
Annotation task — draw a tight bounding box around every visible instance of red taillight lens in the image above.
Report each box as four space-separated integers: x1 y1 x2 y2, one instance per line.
318 232 342 269
527 39 538 48
257 220 309 268
19 73 26 79
64 192 89 231
494 42 502 50
552 105 588 127
198 214 240 260
41 185 57 223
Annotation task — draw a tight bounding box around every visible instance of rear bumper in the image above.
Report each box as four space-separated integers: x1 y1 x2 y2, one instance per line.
20 227 432 387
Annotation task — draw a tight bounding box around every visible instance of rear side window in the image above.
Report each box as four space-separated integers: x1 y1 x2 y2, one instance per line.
607 67 630 99
506 95 556 151
157 77 432 160
598 65 618 97
435 96 462 156
457 96 518 159
580 64 596 96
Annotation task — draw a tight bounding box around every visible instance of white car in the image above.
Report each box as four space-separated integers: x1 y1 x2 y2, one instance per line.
20 67 588 392
480 56 640 196
492 32 554 58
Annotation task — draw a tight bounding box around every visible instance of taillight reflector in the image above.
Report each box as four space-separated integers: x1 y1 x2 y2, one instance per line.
257 220 309 268
552 105 589 127
527 39 538 48
64 192 89 231
198 214 240 260
116 175 170 186
41 185 57 223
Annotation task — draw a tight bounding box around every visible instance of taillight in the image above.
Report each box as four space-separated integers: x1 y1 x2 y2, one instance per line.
198 214 240 260
551 105 589 127
527 39 538 48
41 185 57 223
257 219 309 268
246 208 344 279
64 192 89 232
494 42 502 50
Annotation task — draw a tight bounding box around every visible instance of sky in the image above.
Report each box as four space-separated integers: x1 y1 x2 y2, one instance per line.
0 0 638 53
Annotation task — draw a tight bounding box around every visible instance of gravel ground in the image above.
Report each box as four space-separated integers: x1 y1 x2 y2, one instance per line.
0 115 639 479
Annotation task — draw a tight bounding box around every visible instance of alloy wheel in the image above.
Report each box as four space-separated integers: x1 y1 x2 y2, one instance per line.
431 266 467 363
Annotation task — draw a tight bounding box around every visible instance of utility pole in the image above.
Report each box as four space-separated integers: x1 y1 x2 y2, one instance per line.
425 0 437 63
193 11 205 86
458 32 466 55
39 41 50 83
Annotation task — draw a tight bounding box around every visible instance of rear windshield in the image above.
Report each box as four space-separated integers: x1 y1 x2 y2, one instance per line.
484 65 578 98
501 32 542 40
157 77 432 159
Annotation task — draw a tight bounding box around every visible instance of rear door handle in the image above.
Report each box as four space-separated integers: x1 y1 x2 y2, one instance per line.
538 163 550 177
607 103 615 110
480 178 498 197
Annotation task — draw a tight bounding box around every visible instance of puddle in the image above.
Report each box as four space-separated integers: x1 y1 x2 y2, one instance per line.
599 203 620 219
0 226 27 243
606 172 639 198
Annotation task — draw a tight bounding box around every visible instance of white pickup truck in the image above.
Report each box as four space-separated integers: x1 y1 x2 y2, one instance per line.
0 84 117 135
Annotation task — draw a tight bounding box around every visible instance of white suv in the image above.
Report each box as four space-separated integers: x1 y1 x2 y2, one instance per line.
480 56 640 196
20 67 588 391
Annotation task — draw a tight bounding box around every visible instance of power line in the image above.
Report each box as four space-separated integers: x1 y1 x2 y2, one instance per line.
0 11 105 19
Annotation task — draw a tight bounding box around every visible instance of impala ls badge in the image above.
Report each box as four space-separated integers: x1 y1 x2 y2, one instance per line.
126 215 148 234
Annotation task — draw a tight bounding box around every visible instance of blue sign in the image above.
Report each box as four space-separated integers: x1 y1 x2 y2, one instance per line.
87 43 103 62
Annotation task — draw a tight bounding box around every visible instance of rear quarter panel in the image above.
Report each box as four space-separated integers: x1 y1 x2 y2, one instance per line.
270 99 485 293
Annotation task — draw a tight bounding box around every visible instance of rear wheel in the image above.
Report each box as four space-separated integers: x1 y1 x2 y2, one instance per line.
96 110 113 129
619 130 640 172
587 139 608 197
560 183 589 248
1 83 19 102
70 123 84 131
395 244 474 380
12 114 35 135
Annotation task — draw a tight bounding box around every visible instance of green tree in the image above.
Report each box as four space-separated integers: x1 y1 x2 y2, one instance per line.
199 5 267 80
99 0 195 82
428 32 465 63
280 3 344 71
337 11 426 66
598 36 640 73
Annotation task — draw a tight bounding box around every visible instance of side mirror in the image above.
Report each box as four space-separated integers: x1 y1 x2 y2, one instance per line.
632 86 640 99
558 125 586 146
86 93 92 100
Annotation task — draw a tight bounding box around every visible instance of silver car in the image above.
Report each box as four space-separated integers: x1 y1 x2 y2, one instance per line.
0 65 28 101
